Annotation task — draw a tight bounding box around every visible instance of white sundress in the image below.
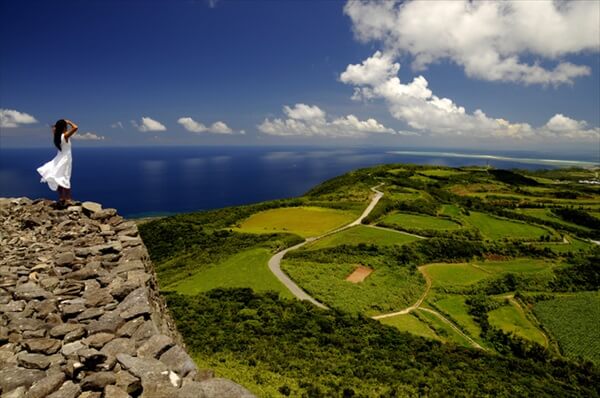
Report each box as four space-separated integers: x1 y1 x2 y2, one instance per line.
37 134 72 191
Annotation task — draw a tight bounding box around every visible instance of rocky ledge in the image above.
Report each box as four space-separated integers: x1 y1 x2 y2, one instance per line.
0 198 254 398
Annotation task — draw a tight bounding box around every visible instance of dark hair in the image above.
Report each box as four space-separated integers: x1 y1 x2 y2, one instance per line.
53 119 67 151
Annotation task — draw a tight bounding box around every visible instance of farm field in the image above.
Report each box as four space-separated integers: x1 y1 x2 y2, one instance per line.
488 301 547 346
235 206 356 237
462 211 551 240
475 258 557 274
382 212 462 230
419 169 466 177
423 263 492 287
416 309 474 347
166 248 294 299
534 292 600 365
515 208 592 231
432 295 482 340
281 259 425 316
379 313 441 341
302 225 419 250
439 204 462 217
534 235 594 254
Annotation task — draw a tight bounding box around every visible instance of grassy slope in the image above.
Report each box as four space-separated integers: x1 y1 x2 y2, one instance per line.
303 225 419 250
463 211 550 240
379 313 441 341
383 212 462 230
167 248 294 299
488 302 547 346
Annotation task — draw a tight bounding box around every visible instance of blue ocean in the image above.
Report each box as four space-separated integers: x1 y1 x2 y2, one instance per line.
0 146 596 218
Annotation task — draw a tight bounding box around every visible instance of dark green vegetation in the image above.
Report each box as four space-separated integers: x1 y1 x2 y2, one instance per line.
166 288 599 397
140 164 599 396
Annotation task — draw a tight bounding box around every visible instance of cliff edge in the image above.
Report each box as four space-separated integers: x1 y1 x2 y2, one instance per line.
0 197 255 398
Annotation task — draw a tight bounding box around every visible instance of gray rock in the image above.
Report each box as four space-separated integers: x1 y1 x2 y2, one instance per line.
0 367 46 392
159 345 197 377
114 370 142 395
24 371 65 398
3 386 26 398
22 338 61 354
104 385 132 398
14 282 50 300
84 332 115 349
46 381 81 398
115 353 168 379
61 341 86 357
81 371 117 390
137 334 174 359
101 338 136 357
77 307 105 321
49 323 84 338
196 378 256 398
55 252 75 266
16 352 50 370
82 201 103 214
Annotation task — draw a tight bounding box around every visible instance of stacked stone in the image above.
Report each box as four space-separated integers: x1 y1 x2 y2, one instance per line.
0 198 254 398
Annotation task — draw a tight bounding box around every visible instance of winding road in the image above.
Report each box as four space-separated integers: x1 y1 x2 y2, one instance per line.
267 184 483 349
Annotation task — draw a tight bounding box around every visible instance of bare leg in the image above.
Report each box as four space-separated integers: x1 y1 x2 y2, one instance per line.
66 188 72 201
57 186 64 202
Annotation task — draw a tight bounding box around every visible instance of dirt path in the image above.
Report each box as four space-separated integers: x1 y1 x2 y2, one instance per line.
267 185 384 308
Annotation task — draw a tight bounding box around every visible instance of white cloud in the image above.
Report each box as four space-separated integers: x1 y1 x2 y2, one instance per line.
132 117 166 132
258 103 400 137
340 52 599 142
72 132 105 141
0 109 38 128
111 121 123 129
344 0 599 85
177 117 235 134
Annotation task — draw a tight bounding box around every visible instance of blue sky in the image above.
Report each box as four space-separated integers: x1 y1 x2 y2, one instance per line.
1 0 599 157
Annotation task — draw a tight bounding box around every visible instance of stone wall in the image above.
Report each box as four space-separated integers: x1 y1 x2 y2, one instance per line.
0 198 255 398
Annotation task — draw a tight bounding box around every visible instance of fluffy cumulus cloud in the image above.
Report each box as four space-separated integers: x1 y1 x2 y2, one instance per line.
0 109 38 128
340 51 599 141
257 103 399 137
131 117 167 132
72 132 105 141
177 117 235 134
344 0 600 85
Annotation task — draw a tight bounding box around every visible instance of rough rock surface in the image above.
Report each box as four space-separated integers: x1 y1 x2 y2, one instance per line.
0 197 255 397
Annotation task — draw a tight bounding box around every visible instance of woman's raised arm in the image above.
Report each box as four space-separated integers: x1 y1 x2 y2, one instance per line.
64 119 78 139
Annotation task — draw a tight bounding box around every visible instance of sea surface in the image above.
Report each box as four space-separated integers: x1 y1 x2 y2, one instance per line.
0 146 597 218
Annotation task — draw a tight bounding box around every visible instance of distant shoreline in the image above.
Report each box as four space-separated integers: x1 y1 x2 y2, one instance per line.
388 150 599 168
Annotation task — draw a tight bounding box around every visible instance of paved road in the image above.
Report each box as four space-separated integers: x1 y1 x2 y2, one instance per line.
267 185 384 308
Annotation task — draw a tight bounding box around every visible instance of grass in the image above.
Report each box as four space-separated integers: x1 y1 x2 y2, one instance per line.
462 211 550 240
382 212 461 230
166 248 294 299
420 169 465 177
534 235 594 254
533 292 600 365
439 204 462 217
433 295 482 340
281 259 425 316
416 309 474 347
475 258 557 274
488 301 547 346
303 225 419 251
235 206 356 237
515 208 591 231
423 263 492 287
379 313 441 341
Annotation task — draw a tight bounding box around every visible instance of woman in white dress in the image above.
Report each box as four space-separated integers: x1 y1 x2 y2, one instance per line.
37 119 79 205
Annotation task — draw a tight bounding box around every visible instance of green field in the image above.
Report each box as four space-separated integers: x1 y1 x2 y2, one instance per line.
379 313 441 341
235 206 356 237
167 248 293 299
463 211 550 240
534 235 594 254
534 292 600 365
303 225 419 250
382 212 461 230
488 301 547 346
416 309 474 347
433 295 482 340
439 204 462 217
515 208 592 231
281 260 425 316
423 263 492 287
420 169 465 177
475 258 556 274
